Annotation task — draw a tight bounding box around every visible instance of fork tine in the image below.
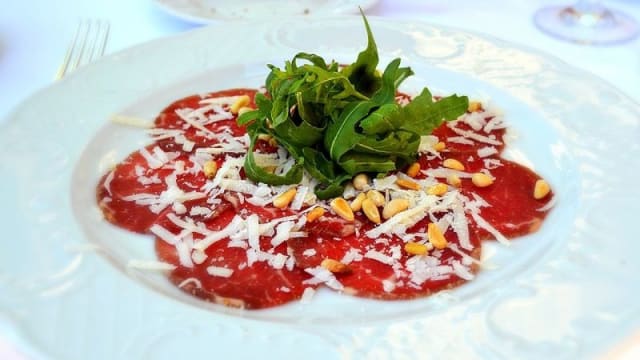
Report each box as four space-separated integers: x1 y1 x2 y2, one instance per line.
55 19 110 80
55 21 83 80
98 21 110 58
72 19 91 70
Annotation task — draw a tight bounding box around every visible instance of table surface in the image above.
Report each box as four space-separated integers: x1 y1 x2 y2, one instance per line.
1 0 639 359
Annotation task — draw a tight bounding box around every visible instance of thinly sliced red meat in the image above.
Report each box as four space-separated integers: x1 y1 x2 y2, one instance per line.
418 151 553 240
458 157 553 240
432 114 506 155
155 200 316 309
153 88 257 148
289 213 481 300
97 145 206 233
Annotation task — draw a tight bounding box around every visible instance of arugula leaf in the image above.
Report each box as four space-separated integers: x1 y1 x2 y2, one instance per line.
238 12 469 198
360 89 469 136
341 10 380 96
243 127 304 185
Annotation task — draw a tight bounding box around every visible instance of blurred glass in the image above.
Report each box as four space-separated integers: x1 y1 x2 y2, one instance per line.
534 0 639 45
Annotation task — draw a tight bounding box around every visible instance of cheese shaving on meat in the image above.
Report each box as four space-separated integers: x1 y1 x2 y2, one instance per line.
207 266 234 278
477 146 498 158
127 259 176 271
178 277 203 289
364 250 395 265
303 266 344 291
300 287 316 303
448 123 502 145
103 170 115 196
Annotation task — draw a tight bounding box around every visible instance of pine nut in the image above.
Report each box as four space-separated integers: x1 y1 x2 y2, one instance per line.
257 133 272 142
443 158 465 171
350 192 367 212
382 198 409 219
306 207 325 223
263 165 277 174
404 242 428 255
203 160 218 179
427 223 448 249
471 172 493 188
433 141 446 152
362 198 381 224
447 174 462 188
406 162 421 177
273 188 297 209
396 178 421 191
468 101 483 112
426 183 448 196
230 95 251 114
534 179 551 199
237 106 254 115
321 258 351 273
352 173 369 191
330 197 354 221
366 190 386 207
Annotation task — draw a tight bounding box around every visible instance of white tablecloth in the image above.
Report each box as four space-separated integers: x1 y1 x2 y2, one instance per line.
1 0 639 358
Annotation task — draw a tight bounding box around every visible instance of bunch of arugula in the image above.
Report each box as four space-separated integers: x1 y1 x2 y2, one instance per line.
237 14 468 199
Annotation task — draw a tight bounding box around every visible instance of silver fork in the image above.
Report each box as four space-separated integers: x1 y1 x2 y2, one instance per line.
55 19 110 80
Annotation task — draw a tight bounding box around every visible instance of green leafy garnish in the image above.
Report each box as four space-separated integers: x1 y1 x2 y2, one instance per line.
238 12 468 199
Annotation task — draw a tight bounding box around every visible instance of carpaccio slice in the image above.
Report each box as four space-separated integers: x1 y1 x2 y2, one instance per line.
97 88 555 309
431 111 507 155
153 89 256 149
154 199 315 309
97 145 206 233
421 113 553 240
289 211 481 300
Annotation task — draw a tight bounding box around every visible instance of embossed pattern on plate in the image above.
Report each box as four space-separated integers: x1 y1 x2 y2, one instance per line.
0 17 639 359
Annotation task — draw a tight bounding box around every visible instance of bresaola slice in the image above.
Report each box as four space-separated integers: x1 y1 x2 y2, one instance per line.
153 89 257 148
290 213 481 300
97 145 206 233
431 109 507 155
154 200 316 309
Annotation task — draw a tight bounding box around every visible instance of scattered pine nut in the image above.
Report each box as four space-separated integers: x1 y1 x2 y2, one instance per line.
471 172 493 188
350 192 367 212
406 162 421 177
468 101 483 112
273 188 297 209
443 158 465 171
447 174 462 188
433 141 446 152
534 179 551 199
352 173 369 191
404 242 428 255
306 207 325 223
203 160 218 179
366 190 386 207
426 183 448 196
321 258 351 273
396 178 421 191
237 106 254 115
230 95 251 114
427 223 448 249
330 197 354 221
362 198 381 224
382 198 409 219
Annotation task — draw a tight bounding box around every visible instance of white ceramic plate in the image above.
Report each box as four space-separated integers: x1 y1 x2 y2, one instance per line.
1 16 639 360
153 0 379 23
